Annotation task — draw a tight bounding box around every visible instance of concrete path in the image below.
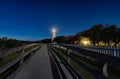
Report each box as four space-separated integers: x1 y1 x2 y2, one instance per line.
14 45 53 79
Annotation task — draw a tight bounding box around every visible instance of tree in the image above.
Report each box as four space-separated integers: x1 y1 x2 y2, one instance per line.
102 25 118 46
67 36 75 44
54 36 68 44
88 24 104 45
75 24 104 45
0 37 24 49
75 24 120 46
40 39 51 43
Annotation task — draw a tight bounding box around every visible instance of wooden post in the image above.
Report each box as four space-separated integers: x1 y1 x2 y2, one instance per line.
118 46 120 58
31 46 34 56
103 63 108 77
20 49 24 67
66 48 70 63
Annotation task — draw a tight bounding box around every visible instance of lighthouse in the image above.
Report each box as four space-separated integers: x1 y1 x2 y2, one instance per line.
51 28 56 42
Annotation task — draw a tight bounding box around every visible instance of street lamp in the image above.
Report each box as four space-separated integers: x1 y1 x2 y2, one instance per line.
51 28 57 43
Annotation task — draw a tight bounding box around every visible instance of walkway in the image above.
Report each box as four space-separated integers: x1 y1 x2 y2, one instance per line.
14 45 53 79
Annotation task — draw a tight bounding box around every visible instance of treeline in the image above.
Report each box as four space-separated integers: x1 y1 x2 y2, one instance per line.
38 36 74 44
37 39 51 43
75 24 120 46
37 24 120 46
0 37 32 49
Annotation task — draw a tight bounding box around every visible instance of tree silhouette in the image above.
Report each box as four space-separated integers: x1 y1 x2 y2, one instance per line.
75 24 120 46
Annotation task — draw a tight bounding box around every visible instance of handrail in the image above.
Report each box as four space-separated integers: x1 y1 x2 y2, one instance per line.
0 46 41 78
58 44 120 67
52 46 109 79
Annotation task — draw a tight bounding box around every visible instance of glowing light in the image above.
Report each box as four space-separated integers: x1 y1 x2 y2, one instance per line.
51 27 57 42
83 40 89 45
80 37 91 45
52 28 56 33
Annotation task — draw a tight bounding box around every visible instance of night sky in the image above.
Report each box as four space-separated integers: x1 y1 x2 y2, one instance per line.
0 0 120 41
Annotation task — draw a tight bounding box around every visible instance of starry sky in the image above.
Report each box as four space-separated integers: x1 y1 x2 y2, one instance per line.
0 0 120 41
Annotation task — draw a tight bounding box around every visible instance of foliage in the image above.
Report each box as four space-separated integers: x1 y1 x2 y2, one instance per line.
75 24 120 46
39 39 51 43
54 36 69 44
0 37 22 49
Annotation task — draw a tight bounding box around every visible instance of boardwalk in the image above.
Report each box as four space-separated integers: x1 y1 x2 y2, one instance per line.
2 44 119 79
14 45 53 79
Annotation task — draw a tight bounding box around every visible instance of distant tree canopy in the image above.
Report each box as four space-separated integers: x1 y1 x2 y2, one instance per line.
38 39 51 43
0 37 32 49
54 36 75 44
0 37 21 49
34 24 120 46
75 24 120 46
54 36 68 44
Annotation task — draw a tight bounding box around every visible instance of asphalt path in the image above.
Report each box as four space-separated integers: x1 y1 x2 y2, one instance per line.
14 44 53 79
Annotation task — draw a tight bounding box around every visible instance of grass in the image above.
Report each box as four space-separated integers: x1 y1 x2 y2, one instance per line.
52 47 67 61
24 44 40 53
24 46 33 53
0 44 41 79
71 52 100 71
108 65 120 79
70 59 96 79
0 51 20 67
71 52 120 79
52 46 120 79
0 44 41 67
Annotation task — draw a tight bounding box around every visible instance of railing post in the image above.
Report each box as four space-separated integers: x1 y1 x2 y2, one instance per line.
31 46 34 56
111 46 114 56
99 61 108 77
113 47 116 57
118 46 120 58
108 46 110 54
20 49 24 68
66 48 70 63
103 63 108 77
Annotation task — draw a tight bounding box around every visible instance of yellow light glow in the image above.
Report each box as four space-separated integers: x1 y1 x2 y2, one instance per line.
83 40 89 45
51 28 57 33
80 37 91 45
52 28 56 33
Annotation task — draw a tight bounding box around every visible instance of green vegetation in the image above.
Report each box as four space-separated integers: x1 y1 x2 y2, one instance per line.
0 44 41 79
71 52 120 79
53 36 75 44
0 51 20 67
40 24 120 46
70 59 95 79
75 24 120 46
24 46 33 53
108 65 120 79
36 39 51 43
54 36 69 44
0 37 34 50
0 37 22 49
51 47 67 60
24 44 40 53
52 46 95 79
52 46 120 79
71 52 100 71
0 44 40 67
